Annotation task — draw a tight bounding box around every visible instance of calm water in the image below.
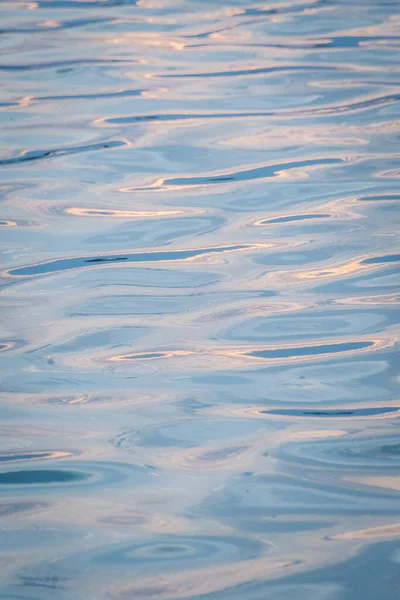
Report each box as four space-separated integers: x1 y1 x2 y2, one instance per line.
0 0 400 598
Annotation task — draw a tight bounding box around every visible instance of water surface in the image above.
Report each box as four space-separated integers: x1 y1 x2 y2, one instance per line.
0 0 399 598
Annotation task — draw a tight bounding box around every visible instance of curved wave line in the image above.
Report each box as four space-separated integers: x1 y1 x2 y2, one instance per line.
4 244 266 278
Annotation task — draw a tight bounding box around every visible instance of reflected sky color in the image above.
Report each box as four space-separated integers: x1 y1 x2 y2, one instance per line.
0 0 399 599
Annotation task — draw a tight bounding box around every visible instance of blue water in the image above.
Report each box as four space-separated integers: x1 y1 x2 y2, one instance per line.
0 0 399 598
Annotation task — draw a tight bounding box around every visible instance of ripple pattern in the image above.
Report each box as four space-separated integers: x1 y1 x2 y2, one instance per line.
0 0 399 599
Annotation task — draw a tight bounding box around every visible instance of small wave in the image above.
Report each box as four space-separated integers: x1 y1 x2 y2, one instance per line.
102 93 400 128
35 88 144 102
162 65 334 79
34 0 137 7
0 451 75 463
126 158 343 191
256 213 330 225
261 407 400 418
57 534 264 575
244 340 375 360
0 59 138 72
0 141 126 166
5 244 255 277
277 435 400 472
362 254 400 264
1 17 113 34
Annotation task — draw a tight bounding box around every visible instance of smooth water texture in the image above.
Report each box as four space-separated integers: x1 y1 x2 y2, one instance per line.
0 0 399 598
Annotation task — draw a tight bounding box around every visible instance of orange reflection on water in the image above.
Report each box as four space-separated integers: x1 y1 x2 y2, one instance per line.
295 256 378 281
288 429 348 440
40 20 61 28
0 341 17 352
251 193 361 229
118 177 178 193
345 476 400 492
0 96 31 111
221 127 366 151
335 293 400 306
253 213 330 227
19 96 32 108
0 450 75 463
109 350 195 362
257 249 398 289
107 34 186 52
112 557 299 600
139 38 185 51
333 523 400 541
141 88 168 98
222 337 386 363
120 159 343 193
106 336 388 369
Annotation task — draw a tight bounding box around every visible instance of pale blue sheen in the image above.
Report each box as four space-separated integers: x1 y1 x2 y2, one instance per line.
0 1 399 599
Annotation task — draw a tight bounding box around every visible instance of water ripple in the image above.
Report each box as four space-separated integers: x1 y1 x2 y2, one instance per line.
0 141 126 166
5 244 261 278
124 158 344 191
244 340 375 359
57 534 265 575
0 59 139 72
102 93 400 127
0 461 153 494
162 65 335 79
0 0 399 597
277 435 400 472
